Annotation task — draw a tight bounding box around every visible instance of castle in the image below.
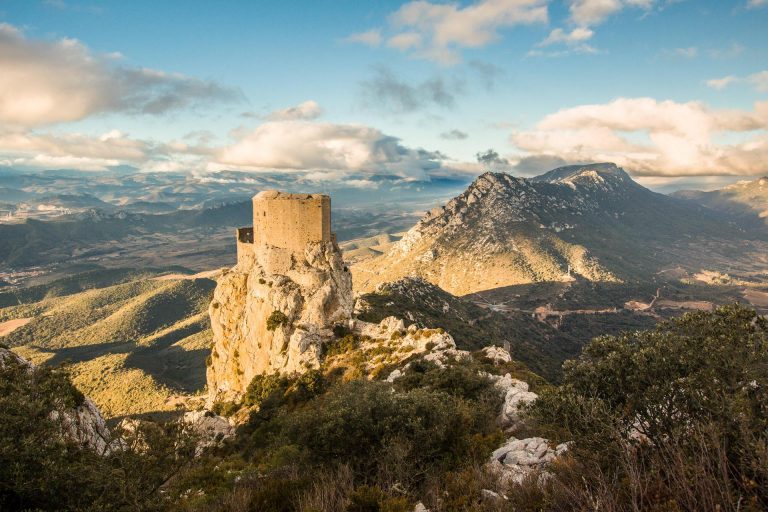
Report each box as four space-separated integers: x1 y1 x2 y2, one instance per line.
235 190 337 273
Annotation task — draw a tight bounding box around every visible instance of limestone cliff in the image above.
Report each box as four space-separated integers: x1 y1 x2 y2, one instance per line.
207 239 353 404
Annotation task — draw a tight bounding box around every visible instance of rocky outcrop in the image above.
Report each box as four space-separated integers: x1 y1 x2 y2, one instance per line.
182 410 235 454
1 347 112 454
207 240 353 404
489 437 569 485
487 372 539 430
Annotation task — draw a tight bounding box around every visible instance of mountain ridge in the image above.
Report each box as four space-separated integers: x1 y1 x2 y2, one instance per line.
353 163 759 295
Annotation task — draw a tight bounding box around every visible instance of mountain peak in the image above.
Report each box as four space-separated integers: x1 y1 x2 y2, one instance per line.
531 163 632 186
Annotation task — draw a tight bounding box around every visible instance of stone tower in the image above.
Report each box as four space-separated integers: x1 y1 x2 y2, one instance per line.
235 191 336 274
208 190 353 405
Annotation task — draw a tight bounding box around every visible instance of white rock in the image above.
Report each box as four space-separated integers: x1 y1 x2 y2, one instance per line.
183 410 235 454
481 345 512 364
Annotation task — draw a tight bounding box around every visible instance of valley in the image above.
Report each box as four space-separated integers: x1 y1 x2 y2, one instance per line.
3 164 767 420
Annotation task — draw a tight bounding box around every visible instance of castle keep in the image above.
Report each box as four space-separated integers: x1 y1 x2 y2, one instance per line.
236 190 335 273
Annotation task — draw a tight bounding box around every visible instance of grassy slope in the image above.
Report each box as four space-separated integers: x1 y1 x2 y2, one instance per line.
1 273 215 418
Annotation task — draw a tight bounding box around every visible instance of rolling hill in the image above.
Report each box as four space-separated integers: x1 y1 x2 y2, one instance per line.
0 272 217 419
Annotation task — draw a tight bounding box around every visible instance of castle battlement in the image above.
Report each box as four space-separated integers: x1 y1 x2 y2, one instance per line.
236 190 334 270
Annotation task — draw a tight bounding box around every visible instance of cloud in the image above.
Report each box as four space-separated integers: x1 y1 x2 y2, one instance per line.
0 23 240 127
568 0 653 26
0 128 156 170
267 100 323 121
538 27 594 46
440 129 469 140
706 76 738 90
705 70 768 92
349 0 548 64
467 60 504 89
217 120 454 181
708 42 745 59
359 67 462 113
476 148 510 168
748 71 768 92
747 0 767 8
664 46 698 58
344 29 382 47
510 97 768 176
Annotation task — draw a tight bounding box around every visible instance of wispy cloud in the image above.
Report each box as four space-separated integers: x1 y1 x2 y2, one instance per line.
705 70 768 92
706 76 738 90
267 100 323 121
344 29 382 47
359 66 463 114
440 129 469 140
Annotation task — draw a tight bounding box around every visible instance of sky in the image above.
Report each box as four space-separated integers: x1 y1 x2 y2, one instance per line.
0 0 766 190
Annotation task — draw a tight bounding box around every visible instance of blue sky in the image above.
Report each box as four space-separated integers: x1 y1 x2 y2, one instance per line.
0 0 766 189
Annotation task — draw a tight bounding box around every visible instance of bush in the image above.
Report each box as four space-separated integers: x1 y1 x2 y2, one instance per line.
524 304 768 511
0 358 194 511
266 310 289 331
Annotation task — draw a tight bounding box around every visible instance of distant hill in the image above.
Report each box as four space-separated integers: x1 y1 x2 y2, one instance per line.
673 176 768 228
354 163 759 295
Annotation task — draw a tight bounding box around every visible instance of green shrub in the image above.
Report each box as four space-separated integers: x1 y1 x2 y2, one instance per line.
266 311 289 331
325 334 360 357
346 485 410 512
525 304 768 510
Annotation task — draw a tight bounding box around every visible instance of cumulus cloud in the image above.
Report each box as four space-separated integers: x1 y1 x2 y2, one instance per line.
348 0 548 64
0 23 240 127
359 67 462 113
217 120 452 181
510 97 768 176
267 100 323 121
0 127 157 171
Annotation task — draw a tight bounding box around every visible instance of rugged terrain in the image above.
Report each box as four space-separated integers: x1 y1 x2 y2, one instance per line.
354 163 765 296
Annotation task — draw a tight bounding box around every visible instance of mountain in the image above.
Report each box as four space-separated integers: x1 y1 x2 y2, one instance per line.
354 163 758 296
673 176 768 228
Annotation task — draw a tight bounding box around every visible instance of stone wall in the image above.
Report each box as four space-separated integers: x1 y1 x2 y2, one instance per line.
235 227 254 264
252 191 331 253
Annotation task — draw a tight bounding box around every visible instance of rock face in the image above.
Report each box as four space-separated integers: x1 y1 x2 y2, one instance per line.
1 347 112 454
207 191 353 404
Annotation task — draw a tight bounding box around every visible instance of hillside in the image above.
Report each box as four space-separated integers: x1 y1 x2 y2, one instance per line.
673 176 768 228
354 163 761 296
356 277 586 382
0 273 217 418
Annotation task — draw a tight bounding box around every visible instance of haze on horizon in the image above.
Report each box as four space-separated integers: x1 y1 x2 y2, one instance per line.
0 0 767 192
